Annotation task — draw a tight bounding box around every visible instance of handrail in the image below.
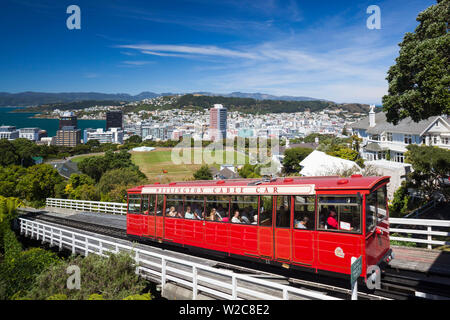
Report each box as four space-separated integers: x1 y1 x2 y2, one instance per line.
19 217 340 300
46 198 127 215
403 199 437 219
389 218 450 249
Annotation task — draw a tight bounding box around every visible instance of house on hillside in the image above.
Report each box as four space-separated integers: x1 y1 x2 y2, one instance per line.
351 105 450 163
350 106 449 196
210 165 241 180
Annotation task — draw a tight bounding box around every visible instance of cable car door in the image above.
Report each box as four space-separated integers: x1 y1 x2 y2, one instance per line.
274 196 292 262
258 196 274 259
155 195 164 239
144 194 156 238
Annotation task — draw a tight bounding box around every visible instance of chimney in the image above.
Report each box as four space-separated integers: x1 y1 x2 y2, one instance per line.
369 105 376 127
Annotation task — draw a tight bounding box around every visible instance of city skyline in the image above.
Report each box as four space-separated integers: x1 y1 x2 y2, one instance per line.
0 0 435 104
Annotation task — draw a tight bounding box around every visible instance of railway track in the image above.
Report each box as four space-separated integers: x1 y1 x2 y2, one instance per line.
18 212 450 300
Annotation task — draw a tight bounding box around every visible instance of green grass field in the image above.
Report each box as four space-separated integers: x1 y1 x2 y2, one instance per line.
131 147 249 183
70 154 102 163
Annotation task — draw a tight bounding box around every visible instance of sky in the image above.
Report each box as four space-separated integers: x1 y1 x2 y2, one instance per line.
0 0 437 104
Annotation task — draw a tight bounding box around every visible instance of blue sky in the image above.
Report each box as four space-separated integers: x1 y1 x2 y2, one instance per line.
0 0 436 104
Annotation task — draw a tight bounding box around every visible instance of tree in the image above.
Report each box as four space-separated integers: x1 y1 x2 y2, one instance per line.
238 164 261 178
16 164 64 207
382 0 450 124
98 168 147 195
404 144 450 201
0 139 19 167
193 165 213 180
125 135 142 144
282 147 313 175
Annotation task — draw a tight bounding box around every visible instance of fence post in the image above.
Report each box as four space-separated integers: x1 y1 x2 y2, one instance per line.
232 275 237 299
283 288 289 300
72 233 76 255
135 251 140 275
161 258 166 296
427 226 432 250
192 266 198 300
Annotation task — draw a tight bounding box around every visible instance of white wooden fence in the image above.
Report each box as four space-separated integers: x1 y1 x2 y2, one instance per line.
19 218 340 300
390 218 450 249
46 198 127 215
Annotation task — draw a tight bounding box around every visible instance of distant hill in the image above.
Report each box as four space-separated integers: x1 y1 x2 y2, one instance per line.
0 91 371 114
191 92 320 101
132 94 370 114
0 91 323 107
0 91 160 107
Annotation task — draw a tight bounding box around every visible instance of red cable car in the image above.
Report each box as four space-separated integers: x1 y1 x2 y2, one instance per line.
126 176 393 280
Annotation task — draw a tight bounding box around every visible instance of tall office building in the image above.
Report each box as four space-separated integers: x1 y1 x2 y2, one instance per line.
106 110 123 131
55 126 81 147
209 104 227 141
59 112 78 129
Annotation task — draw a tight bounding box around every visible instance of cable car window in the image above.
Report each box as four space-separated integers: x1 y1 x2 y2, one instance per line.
142 194 156 215
165 195 185 218
276 196 291 228
376 186 388 222
294 196 315 230
366 192 377 233
127 194 141 214
318 196 361 234
185 195 204 220
205 195 229 222
230 196 258 225
259 196 273 227
156 195 164 216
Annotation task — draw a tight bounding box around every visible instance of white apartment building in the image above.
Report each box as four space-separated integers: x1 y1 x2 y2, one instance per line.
83 128 124 144
19 127 40 141
0 126 19 140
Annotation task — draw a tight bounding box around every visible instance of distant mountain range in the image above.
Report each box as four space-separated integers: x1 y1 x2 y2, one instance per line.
0 91 322 107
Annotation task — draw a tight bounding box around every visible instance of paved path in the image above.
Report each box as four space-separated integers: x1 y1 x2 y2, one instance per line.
390 246 450 276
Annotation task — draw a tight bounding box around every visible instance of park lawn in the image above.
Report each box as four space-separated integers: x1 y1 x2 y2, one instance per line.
71 154 101 163
131 147 249 183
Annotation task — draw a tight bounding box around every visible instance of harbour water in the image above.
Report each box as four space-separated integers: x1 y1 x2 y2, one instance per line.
0 107 105 137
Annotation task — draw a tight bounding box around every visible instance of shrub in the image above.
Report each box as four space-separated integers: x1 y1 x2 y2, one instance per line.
123 293 152 300
0 248 61 299
46 294 68 300
24 252 148 300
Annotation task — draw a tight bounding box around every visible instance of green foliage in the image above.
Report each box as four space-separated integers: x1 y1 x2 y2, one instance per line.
98 168 147 195
24 252 148 300
238 164 262 178
193 165 213 180
327 147 359 162
122 293 152 300
404 144 450 201
125 135 142 144
0 139 20 167
382 0 450 123
3 228 22 263
78 150 144 182
0 196 22 248
46 294 68 300
389 183 413 217
0 165 27 198
15 164 64 207
0 248 61 300
88 293 104 300
282 147 313 174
